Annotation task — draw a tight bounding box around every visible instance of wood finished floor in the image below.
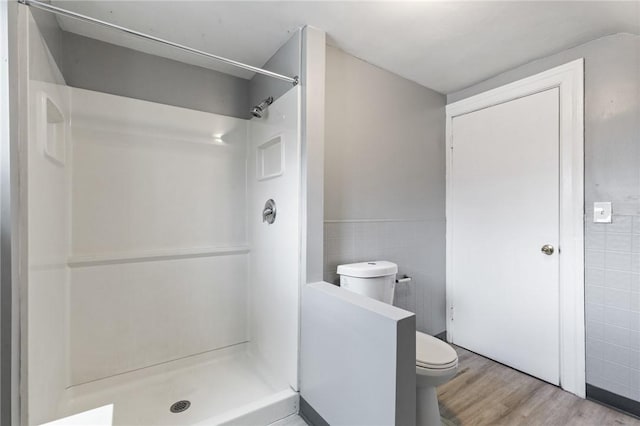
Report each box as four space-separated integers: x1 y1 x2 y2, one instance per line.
438 345 640 426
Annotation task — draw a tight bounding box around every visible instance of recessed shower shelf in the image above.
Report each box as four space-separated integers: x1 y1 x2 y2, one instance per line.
67 246 250 267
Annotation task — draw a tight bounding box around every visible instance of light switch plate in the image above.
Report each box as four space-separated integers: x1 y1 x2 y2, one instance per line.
593 202 612 223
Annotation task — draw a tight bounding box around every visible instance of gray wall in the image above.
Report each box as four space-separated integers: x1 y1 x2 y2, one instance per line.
60 31 250 119
29 13 251 118
301 282 415 426
324 45 447 335
30 22 304 120
29 7 63 70
249 30 300 110
31 13 304 119
300 26 326 285
449 33 640 404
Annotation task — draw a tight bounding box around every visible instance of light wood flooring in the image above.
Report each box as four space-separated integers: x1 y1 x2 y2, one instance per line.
438 345 640 426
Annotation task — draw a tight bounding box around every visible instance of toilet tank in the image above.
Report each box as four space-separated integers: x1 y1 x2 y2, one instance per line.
337 261 398 304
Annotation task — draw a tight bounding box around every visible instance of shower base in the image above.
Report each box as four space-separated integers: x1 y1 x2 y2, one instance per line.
56 344 297 425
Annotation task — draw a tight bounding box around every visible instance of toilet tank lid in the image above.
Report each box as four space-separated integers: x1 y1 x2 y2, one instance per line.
337 261 398 278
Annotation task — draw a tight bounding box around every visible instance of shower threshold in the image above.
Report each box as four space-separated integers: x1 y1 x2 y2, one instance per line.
55 344 297 425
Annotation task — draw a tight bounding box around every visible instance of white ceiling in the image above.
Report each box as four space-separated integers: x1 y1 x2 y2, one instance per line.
53 1 640 94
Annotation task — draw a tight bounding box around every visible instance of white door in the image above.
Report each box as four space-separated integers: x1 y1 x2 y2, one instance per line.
449 88 560 385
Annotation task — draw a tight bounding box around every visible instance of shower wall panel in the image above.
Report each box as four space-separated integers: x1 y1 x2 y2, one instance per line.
248 87 301 390
68 255 248 385
67 88 250 385
69 88 248 256
26 11 70 425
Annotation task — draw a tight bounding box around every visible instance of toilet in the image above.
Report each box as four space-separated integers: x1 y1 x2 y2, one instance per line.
337 261 458 426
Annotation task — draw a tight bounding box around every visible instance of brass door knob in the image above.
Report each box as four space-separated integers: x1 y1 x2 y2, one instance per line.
541 244 554 255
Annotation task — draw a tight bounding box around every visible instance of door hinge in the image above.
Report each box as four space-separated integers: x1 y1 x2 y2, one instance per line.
450 305 454 321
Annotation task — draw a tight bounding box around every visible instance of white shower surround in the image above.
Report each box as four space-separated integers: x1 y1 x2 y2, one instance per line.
68 88 251 385
248 87 302 389
26 11 302 423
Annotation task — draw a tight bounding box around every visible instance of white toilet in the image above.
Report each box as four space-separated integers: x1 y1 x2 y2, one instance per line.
337 261 458 426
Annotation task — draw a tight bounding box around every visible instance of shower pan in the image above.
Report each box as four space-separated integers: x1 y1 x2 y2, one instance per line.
18 3 303 425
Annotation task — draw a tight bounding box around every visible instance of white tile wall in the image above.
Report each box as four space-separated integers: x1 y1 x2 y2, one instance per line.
586 214 640 402
323 220 446 335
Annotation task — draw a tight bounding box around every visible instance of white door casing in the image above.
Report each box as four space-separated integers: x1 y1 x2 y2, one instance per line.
445 59 585 397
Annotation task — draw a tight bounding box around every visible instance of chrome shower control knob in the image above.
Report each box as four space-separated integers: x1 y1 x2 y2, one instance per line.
541 244 554 255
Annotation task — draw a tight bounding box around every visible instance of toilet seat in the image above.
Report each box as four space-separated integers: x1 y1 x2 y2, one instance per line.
416 331 458 370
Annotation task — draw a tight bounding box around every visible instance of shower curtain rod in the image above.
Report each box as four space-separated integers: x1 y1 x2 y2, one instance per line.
19 0 300 86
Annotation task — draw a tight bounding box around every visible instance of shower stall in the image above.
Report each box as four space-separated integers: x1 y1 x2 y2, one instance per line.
18 2 303 424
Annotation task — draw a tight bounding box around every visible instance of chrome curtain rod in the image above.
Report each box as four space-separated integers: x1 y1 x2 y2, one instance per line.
19 0 300 86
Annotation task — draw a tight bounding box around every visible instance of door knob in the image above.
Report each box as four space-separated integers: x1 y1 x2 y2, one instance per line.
541 244 554 255
262 199 276 224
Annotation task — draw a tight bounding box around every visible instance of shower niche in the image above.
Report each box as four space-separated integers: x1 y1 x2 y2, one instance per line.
257 135 285 181
24 9 302 426
38 93 66 165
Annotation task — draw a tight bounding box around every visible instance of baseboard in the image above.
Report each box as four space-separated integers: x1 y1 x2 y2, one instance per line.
586 384 640 418
435 331 447 341
299 397 330 426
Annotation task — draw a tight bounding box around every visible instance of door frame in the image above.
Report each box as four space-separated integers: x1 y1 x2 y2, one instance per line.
445 59 585 397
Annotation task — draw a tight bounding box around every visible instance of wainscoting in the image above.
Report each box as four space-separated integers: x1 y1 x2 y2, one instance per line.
323 219 445 335
585 214 640 407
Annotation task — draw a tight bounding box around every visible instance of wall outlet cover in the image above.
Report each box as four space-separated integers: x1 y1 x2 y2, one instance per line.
593 202 612 223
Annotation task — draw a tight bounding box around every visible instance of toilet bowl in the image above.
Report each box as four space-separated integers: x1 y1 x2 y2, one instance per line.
416 331 458 426
337 261 459 426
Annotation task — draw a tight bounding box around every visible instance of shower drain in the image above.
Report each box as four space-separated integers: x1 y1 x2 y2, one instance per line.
170 400 191 413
